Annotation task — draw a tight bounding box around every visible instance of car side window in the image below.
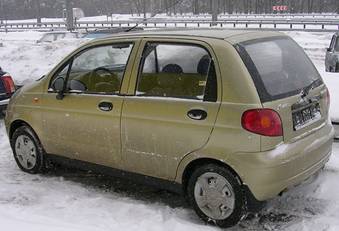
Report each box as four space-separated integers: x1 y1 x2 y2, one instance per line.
49 43 132 95
65 43 133 94
136 43 217 101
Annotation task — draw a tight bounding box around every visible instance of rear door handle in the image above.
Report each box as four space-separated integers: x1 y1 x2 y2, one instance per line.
187 109 207 120
98 102 113 112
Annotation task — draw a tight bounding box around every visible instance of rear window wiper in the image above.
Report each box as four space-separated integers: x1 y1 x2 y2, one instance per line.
300 79 320 98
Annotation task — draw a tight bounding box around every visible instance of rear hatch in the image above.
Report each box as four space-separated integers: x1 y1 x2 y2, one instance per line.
236 36 329 144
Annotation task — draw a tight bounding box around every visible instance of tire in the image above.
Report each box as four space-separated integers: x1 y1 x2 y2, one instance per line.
186 164 246 228
10 125 45 174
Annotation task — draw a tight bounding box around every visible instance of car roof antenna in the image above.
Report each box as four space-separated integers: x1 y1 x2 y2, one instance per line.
125 0 184 32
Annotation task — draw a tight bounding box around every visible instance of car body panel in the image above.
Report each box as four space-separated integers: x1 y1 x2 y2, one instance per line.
121 38 223 180
39 38 141 168
5 80 44 138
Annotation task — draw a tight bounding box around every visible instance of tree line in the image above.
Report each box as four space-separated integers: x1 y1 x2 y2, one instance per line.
0 0 338 20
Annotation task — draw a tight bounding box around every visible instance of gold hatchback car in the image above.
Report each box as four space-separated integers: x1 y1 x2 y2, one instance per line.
5 29 334 228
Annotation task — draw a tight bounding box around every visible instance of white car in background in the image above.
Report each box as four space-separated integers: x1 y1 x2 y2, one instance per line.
37 31 80 43
325 32 339 73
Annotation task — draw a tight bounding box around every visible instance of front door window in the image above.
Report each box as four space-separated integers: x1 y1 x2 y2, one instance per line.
50 43 134 95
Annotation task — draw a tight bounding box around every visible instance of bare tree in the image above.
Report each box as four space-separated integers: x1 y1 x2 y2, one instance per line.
192 0 199 14
35 0 41 23
65 0 74 30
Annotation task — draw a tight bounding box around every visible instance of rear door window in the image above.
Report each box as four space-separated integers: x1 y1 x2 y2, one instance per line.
136 43 217 102
237 37 322 102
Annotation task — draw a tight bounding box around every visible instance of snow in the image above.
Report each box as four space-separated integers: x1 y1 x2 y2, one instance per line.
0 31 83 85
0 28 339 230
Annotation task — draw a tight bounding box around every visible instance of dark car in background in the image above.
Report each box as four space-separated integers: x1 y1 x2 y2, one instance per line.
0 67 15 116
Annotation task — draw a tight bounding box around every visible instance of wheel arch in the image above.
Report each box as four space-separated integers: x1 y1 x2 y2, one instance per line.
179 157 243 194
9 119 35 140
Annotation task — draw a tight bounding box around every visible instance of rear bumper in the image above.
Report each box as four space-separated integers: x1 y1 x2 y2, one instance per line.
233 123 334 201
0 98 9 113
0 98 9 106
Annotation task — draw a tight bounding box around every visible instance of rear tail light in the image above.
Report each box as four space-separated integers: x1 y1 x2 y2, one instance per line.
242 109 283 137
2 74 16 94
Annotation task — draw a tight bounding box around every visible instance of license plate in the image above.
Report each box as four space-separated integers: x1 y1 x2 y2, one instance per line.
292 102 321 131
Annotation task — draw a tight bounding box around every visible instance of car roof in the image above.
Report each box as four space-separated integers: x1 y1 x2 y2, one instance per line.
95 29 284 44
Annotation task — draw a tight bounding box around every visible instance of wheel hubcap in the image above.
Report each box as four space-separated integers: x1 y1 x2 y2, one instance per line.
15 135 37 170
194 172 235 220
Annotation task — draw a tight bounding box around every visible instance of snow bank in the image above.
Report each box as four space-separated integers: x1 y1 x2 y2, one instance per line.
0 31 82 85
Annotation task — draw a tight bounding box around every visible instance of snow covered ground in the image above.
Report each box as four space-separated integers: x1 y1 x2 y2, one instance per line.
0 29 339 230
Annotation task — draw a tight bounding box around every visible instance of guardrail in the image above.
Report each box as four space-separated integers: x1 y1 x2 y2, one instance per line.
1 19 338 32
178 13 339 18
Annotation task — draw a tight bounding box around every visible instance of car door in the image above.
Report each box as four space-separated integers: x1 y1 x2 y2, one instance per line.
40 39 139 168
326 35 336 71
121 39 221 180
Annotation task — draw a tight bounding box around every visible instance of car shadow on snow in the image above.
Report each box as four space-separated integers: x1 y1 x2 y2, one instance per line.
44 165 189 209
43 164 330 230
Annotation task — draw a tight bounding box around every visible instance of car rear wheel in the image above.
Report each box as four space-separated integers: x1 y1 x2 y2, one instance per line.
187 164 246 228
10 126 45 174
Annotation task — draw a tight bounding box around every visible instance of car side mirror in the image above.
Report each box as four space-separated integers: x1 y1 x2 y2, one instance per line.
50 77 65 100
52 77 65 92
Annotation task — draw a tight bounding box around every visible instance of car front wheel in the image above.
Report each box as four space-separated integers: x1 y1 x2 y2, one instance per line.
187 164 246 228
10 126 45 174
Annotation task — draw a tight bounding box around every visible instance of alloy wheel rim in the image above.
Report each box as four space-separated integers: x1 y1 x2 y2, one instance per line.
15 135 37 170
194 172 235 220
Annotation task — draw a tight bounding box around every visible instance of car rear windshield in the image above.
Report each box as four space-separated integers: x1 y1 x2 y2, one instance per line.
236 37 322 102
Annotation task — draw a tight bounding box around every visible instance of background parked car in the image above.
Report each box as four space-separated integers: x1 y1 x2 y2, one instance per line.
0 66 15 116
325 32 339 72
37 31 80 43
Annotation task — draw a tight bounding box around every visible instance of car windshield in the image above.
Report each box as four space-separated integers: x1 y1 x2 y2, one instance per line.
237 37 322 102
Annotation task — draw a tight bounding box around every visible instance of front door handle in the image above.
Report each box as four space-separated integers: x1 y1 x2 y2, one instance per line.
98 102 113 112
187 109 207 120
